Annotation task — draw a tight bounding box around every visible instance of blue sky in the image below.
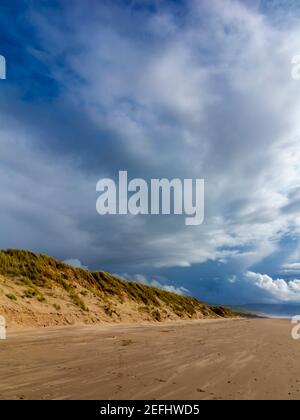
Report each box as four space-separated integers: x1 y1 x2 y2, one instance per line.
2 0 300 304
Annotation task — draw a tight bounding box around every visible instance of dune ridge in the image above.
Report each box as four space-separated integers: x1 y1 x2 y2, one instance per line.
0 249 236 328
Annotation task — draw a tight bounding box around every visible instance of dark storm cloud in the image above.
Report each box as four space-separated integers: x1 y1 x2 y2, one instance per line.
2 0 300 303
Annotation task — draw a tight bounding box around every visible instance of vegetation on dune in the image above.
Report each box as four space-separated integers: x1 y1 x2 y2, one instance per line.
0 249 236 320
5 293 17 301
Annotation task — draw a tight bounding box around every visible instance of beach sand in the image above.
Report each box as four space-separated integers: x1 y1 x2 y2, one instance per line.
0 318 299 400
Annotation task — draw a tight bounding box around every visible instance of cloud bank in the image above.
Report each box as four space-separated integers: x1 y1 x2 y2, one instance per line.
119 273 189 296
1 0 300 303
245 271 300 303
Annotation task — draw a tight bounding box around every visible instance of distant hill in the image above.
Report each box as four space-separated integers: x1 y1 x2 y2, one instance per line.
230 303 300 319
0 249 237 328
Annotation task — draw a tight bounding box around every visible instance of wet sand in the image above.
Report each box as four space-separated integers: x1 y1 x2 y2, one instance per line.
0 318 299 400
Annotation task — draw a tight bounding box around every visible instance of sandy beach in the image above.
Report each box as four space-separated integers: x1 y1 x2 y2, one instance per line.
0 318 299 400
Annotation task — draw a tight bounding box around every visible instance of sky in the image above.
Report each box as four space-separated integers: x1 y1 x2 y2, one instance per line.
1 0 300 304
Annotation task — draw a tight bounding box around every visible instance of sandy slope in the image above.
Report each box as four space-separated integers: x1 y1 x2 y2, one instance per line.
0 318 299 400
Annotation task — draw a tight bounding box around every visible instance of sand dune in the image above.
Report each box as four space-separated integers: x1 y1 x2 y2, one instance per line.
0 250 236 328
0 318 299 400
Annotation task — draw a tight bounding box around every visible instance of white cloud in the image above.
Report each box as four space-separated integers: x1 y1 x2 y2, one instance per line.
228 275 237 284
284 263 300 270
64 259 88 270
118 273 189 296
281 262 300 274
245 271 300 302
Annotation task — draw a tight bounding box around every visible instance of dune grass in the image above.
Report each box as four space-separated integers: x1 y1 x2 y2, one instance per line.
0 249 235 319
